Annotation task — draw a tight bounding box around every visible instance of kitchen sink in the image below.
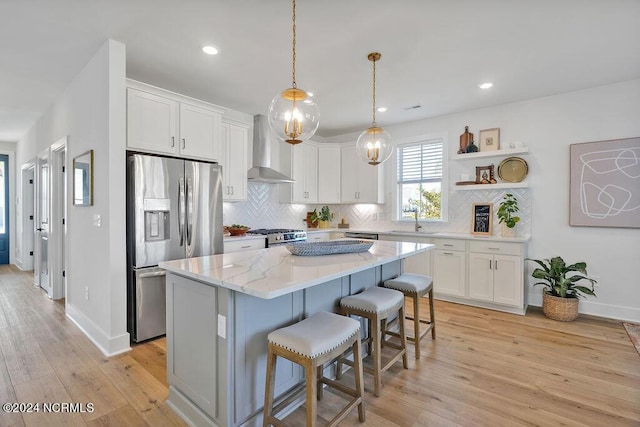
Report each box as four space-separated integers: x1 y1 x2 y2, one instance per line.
387 230 435 236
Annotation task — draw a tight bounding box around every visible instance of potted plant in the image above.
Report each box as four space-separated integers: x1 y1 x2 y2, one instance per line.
527 256 598 321
497 193 520 237
310 206 331 228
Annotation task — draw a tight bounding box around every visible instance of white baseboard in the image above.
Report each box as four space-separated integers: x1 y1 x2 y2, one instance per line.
66 302 131 357
527 290 640 323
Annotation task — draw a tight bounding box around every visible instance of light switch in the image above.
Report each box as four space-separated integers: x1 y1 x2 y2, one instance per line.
217 314 226 339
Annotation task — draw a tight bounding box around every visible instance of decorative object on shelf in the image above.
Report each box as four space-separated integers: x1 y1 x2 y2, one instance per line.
227 224 251 236
465 140 478 153
268 0 319 145
285 240 373 256
498 157 528 183
356 52 393 166
475 165 497 184
338 217 350 229
570 137 640 228
471 203 493 235
310 205 331 228
479 128 500 152
526 256 598 321
497 193 520 237
73 149 94 206
458 126 474 154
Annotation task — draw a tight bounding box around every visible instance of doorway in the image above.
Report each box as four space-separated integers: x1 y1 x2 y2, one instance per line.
35 150 50 294
20 163 35 271
0 154 9 264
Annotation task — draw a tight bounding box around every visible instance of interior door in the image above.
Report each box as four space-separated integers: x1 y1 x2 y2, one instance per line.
0 155 9 264
35 152 50 294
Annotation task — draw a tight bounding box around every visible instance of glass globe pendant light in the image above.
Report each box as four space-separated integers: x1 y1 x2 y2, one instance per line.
356 52 393 165
268 0 319 145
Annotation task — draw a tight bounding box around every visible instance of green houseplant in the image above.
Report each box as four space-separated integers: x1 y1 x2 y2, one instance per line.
527 256 598 321
310 206 331 228
497 193 520 237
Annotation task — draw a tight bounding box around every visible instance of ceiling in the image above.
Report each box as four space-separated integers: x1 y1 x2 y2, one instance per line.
1 0 639 142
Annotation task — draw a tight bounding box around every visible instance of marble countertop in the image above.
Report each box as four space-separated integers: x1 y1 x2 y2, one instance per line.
313 228 530 243
160 240 432 299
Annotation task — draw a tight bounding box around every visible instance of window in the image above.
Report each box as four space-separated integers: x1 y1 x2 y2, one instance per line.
396 137 445 221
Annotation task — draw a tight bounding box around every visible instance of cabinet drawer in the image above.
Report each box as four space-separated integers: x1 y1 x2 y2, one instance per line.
433 238 466 251
224 238 266 253
468 241 522 256
307 232 331 242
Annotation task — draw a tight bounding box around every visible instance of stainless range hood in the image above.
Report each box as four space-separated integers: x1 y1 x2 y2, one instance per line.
247 115 294 183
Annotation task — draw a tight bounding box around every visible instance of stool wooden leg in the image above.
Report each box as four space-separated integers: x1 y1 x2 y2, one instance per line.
413 294 421 359
317 364 324 401
398 306 408 369
305 359 318 427
352 337 366 422
429 289 436 339
371 315 382 397
263 345 277 427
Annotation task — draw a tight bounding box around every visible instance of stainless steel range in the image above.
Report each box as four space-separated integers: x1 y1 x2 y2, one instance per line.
246 229 307 247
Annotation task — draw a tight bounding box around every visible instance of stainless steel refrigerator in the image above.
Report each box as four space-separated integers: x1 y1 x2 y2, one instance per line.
126 153 223 342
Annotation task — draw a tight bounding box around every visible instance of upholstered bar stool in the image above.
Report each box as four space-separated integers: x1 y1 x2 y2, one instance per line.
383 273 436 359
263 311 365 427
338 286 408 397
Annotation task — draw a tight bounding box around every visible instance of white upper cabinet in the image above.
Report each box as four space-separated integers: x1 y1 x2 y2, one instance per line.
127 85 224 162
127 89 179 155
179 103 222 161
317 146 341 203
221 120 250 202
340 145 384 204
280 143 319 203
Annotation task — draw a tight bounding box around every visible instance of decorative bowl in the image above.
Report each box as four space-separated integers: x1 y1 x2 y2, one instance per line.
228 227 250 236
285 240 373 256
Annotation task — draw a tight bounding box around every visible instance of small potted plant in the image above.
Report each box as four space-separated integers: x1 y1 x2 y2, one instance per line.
497 193 520 237
527 256 598 321
310 206 331 228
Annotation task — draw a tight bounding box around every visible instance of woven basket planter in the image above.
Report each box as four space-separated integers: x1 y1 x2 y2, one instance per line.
542 292 579 321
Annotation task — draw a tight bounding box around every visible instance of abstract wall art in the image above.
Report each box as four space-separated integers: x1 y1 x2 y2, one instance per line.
570 137 640 228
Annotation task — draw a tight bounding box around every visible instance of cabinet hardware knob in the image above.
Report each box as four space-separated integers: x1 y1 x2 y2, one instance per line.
241 245 251 249
495 260 498 269
443 252 453 255
488 247 500 250
444 244 453 247
171 136 175 147
182 138 186 149
489 260 492 269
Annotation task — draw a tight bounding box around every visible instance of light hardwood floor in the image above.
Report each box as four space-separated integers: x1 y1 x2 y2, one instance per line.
0 264 638 426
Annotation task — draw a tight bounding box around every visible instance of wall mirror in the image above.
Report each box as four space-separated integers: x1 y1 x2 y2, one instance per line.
73 149 93 206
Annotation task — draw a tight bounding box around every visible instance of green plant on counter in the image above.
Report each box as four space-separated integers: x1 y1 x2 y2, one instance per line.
310 206 331 222
497 193 520 228
527 256 597 298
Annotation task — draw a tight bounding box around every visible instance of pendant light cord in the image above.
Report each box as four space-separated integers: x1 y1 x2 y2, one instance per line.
371 57 377 126
291 0 297 89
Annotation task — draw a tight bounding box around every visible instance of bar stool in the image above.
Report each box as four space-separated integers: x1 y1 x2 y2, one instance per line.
263 311 365 427
338 286 408 397
383 273 436 359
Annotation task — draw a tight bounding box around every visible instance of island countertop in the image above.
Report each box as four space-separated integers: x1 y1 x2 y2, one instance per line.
159 240 432 299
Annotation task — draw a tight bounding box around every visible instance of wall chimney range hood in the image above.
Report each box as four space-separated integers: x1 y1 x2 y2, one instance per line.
247 114 295 183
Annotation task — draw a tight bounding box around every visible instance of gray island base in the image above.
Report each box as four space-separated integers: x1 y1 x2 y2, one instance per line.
159 241 432 427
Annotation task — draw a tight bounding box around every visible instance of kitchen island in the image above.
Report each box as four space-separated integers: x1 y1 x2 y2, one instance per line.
159 240 432 427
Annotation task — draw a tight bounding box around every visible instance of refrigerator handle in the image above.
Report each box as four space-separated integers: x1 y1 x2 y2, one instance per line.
186 178 194 246
178 177 185 246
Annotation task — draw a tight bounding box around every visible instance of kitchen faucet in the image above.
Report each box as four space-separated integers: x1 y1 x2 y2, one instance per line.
414 209 422 232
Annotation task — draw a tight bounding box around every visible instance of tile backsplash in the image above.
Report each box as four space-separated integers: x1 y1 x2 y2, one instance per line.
224 182 531 235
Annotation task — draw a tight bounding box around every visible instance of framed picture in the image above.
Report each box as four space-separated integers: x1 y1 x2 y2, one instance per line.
479 128 500 151
475 165 495 184
73 149 93 206
570 137 640 228
472 203 493 235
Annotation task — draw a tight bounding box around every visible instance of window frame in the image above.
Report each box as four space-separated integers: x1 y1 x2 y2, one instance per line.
392 133 448 223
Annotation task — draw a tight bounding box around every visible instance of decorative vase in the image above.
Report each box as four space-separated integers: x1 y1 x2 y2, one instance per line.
466 140 478 153
501 223 517 237
542 292 579 321
318 220 330 229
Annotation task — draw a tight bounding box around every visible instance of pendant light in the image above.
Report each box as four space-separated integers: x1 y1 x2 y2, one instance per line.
356 52 393 165
268 0 319 145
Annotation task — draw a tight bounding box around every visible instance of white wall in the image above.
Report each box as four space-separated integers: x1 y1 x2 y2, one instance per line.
16 40 129 355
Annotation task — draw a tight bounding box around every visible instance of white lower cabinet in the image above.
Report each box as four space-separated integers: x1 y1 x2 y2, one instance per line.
224 238 266 253
468 241 523 307
307 232 331 242
433 249 466 298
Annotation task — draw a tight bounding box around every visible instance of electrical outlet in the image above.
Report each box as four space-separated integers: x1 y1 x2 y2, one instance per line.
85 286 89 300
217 314 226 339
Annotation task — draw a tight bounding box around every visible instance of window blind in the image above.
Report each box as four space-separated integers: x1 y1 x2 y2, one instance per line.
397 140 443 184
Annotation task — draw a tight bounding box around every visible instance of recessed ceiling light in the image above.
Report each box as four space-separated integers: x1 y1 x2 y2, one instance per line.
306 92 314 97
479 82 493 89
202 46 219 55
377 107 387 112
